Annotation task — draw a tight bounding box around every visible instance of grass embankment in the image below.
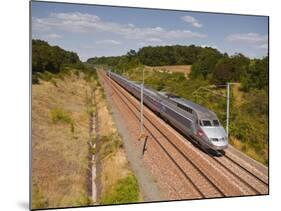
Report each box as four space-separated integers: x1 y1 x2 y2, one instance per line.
121 68 268 165
95 82 140 204
32 70 97 209
32 68 140 209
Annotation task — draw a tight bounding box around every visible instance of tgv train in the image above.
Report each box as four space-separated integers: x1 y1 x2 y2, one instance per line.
106 71 228 151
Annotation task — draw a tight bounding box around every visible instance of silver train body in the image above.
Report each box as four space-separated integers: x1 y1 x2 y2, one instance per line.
107 71 228 151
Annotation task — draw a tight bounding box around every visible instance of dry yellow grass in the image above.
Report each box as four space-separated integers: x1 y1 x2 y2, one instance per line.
230 136 267 164
232 83 244 107
32 70 139 208
100 150 130 195
96 83 139 203
229 137 244 150
32 72 94 209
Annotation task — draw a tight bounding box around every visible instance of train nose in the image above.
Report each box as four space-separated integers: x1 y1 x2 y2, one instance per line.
201 127 227 139
210 136 228 149
210 136 227 142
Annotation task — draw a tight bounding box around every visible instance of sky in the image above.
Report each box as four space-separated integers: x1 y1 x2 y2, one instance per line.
31 1 268 61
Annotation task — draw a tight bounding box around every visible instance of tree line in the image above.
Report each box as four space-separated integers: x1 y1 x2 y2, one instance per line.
32 39 82 74
87 45 268 92
87 45 203 66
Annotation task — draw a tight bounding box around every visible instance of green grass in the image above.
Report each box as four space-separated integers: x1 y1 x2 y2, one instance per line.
49 108 75 133
50 108 73 124
101 174 139 204
99 134 123 160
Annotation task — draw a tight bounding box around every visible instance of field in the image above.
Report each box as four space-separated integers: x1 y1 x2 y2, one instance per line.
144 65 191 78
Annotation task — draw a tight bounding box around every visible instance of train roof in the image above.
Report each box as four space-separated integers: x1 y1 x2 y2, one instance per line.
168 96 217 119
108 70 218 120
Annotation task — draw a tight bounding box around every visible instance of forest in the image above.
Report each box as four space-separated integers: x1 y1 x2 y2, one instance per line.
87 45 269 165
32 39 84 72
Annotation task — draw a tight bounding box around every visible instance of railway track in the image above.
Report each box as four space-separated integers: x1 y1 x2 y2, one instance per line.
223 152 268 185
206 150 267 195
186 136 268 194
100 71 213 198
99 70 268 199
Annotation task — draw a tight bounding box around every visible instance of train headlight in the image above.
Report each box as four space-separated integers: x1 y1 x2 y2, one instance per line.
197 129 205 137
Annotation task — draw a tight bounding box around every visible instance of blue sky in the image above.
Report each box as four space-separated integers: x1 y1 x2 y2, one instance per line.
31 1 268 61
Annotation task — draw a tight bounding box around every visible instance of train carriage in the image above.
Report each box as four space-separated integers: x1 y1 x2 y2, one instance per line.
106 71 228 151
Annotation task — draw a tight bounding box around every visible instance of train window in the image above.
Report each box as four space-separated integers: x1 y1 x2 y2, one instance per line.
213 120 220 126
177 103 193 114
202 120 212 126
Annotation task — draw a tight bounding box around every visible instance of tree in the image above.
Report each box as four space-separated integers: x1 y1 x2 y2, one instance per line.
32 39 81 74
241 56 268 91
211 53 250 85
137 45 204 66
190 47 222 79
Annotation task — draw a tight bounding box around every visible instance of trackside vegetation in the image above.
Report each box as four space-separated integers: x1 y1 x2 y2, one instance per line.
87 45 269 165
101 174 139 204
32 39 140 208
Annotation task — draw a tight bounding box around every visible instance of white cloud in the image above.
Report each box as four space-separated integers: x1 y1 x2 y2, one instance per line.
32 12 207 41
226 33 268 44
181 15 203 28
95 39 121 45
42 33 62 39
257 43 268 49
226 33 268 53
50 12 100 22
127 23 135 27
146 38 163 43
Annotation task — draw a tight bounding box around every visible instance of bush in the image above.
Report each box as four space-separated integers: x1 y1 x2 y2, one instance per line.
32 74 40 84
49 108 74 133
101 174 139 204
240 56 268 91
99 134 123 160
50 108 72 124
37 71 55 81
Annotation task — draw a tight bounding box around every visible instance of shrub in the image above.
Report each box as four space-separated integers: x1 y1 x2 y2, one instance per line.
99 134 123 160
37 71 55 81
50 108 72 124
32 74 39 84
49 108 74 133
101 174 139 204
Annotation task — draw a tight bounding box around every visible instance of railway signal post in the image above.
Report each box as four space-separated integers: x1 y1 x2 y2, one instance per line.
139 67 149 157
226 82 238 139
140 67 144 134
226 83 230 139
192 82 238 140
